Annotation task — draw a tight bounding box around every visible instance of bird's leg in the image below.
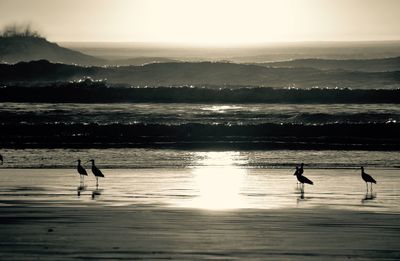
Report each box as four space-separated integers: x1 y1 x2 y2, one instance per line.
371 183 373 192
96 177 99 189
366 182 368 192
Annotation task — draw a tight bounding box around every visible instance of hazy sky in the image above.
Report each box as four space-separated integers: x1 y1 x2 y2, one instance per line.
0 0 399 44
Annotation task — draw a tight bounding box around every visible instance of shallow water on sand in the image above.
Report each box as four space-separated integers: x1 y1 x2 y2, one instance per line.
1 148 400 169
0 167 398 213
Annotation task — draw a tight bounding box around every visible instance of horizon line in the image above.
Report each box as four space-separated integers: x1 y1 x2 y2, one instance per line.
57 39 400 45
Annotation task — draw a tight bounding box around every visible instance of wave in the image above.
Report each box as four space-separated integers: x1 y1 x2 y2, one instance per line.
1 85 400 103
1 122 399 150
1 111 398 125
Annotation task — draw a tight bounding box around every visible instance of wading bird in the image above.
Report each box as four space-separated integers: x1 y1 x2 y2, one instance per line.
294 163 305 186
88 159 104 187
294 167 313 192
76 159 88 183
361 166 376 192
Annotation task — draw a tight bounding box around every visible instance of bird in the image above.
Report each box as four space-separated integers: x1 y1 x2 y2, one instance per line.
0 154 3 165
361 166 376 191
293 163 305 186
76 159 88 183
88 159 104 187
294 167 313 192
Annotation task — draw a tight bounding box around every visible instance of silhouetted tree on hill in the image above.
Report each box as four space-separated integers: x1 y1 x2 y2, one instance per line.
0 23 43 38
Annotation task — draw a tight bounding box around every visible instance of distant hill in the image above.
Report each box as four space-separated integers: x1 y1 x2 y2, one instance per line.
258 57 400 72
0 36 104 65
0 60 399 89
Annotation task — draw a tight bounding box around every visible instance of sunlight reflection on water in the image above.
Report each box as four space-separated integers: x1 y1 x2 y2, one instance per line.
0 150 399 212
190 167 246 209
185 152 248 209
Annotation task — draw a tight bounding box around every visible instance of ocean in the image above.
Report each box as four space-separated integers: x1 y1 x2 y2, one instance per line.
0 101 399 168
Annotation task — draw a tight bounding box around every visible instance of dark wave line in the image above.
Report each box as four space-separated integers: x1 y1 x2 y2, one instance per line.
1 85 400 103
1 122 399 150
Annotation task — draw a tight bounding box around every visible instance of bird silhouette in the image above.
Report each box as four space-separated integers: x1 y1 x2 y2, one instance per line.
0 154 3 165
361 166 376 192
88 159 104 188
294 165 313 192
76 159 88 184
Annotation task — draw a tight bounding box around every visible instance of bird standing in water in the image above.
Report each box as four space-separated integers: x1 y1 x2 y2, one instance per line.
294 163 305 187
88 159 105 187
76 159 88 183
294 165 313 192
361 166 376 192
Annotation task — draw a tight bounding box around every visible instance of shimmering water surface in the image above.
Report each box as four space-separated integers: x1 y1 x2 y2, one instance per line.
1 102 399 125
1 102 399 213
0 167 398 212
0 151 399 212
1 148 399 169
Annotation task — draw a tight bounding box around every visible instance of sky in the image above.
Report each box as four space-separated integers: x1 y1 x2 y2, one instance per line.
0 0 399 44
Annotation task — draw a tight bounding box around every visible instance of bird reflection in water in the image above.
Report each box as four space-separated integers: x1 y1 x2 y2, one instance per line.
362 192 377 203
91 189 102 199
296 191 308 206
299 190 305 199
77 184 86 197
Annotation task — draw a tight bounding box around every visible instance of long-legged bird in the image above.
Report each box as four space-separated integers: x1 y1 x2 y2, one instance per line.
294 167 313 192
88 159 104 187
293 163 305 186
361 166 376 192
76 159 88 183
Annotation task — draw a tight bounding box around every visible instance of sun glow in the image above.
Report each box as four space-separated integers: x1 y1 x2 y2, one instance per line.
186 152 248 210
2 0 400 43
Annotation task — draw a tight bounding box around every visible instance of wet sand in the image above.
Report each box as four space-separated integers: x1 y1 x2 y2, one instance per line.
0 168 400 260
1 206 400 260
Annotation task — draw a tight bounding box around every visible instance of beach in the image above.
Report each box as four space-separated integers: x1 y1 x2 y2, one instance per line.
1 167 399 260
1 2 400 259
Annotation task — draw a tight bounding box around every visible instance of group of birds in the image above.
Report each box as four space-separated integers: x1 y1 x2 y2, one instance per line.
76 159 105 187
0 153 379 194
293 163 377 192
